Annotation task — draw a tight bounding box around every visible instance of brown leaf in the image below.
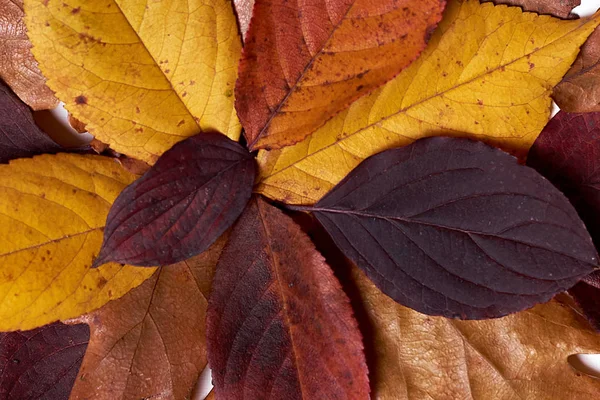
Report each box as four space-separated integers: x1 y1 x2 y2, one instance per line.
482 0 580 18
348 265 600 399
554 26 600 112
68 114 86 134
117 156 151 176
69 234 228 400
0 0 57 110
237 0 446 150
207 197 369 399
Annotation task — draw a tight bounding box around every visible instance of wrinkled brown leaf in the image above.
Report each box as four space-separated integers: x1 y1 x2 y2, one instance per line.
554 26 600 112
69 235 228 400
0 0 56 110
348 265 600 399
483 0 580 18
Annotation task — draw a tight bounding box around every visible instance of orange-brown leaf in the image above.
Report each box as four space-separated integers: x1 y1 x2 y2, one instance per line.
237 0 446 150
483 0 580 18
207 198 369 399
68 235 228 400
0 0 57 110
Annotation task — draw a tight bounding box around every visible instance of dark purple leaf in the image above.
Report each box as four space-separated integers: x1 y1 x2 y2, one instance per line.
94 133 255 267
0 79 61 163
527 111 600 330
0 321 89 400
301 137 597 319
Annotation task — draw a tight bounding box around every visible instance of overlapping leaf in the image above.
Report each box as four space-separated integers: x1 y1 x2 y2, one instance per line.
483 0 580 18
554 27 600 113
0 322 89 400
256 0 600 204
207 197 369 399
0 153 155 331
70 234 227 400
237 0 446 150
0 0 57 110
24 0 242 164
0 80 61 163
349 265 600 399
305 137 597 318
94 133 255 267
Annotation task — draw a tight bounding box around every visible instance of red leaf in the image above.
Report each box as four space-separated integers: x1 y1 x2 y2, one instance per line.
236 0 446 150
527 111 600 330
0 322 89 400
207 197 369 399
94 133 255 267
0 80 61 163
302 137 597 319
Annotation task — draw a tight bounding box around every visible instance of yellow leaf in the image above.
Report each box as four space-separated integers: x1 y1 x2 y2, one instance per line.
0 154 155 331
256 0 600 205
351 266 600 399
24 0 242 164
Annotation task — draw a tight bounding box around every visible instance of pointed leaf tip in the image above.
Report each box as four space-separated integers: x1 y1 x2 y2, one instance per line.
97 133 256 267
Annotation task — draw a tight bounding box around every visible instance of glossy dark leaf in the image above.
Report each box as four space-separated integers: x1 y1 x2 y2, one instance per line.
207 197 369 400
94 133 255 267
0 321 89 400
527 111 600 330
302 137 597 319
0 79 61 163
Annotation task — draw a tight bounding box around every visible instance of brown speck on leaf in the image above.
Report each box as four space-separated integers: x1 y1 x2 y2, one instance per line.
72 7 80 14
165 69 171 74
177 120 185 127
477 99 483 106
75 95 87 105
182 92 187 98
135 106 141 114
529 62 535 70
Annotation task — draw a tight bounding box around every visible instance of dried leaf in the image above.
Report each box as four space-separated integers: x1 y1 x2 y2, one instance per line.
233 0 254 39
70 234 227 400
0 153 155 331
207 197 369 399
0 80 61 163
305 137 597 318
483 0 580 18
349 265 600 399
95 133 255 267
256 0 600 205
554 27 600 112
68 114 87 134
569 271 600 331
117 156 151 176
25 0 242 164
0 0 57 110
0 321 89 400
237 0 446 150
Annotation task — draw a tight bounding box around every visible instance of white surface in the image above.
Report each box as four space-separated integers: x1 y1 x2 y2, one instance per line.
30 0 600 397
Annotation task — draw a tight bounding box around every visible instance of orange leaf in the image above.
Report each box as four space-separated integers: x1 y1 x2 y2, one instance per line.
237 0 446 150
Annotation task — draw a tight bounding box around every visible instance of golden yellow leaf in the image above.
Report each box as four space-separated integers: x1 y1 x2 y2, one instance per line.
24 0 242 164
0 153 155 331
351 266 600 399
256 0 600 205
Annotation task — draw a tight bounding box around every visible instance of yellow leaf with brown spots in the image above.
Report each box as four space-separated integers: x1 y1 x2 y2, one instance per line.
24 0 242 164
0 153 155 331
256 0 600 204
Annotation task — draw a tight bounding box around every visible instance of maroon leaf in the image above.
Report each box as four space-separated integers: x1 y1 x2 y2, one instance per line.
94 133 255 267
207 197 369 399
527 112 600 330
0 79 61 163
298 137 597 319
0 321 89 400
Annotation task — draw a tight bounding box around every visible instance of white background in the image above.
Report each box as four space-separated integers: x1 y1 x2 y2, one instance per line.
32 0 600 398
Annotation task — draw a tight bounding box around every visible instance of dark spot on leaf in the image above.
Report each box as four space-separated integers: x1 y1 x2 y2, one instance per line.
75 95 87 105
72 7 80 14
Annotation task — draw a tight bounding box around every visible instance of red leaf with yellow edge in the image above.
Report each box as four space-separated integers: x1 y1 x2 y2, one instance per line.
237 0 446 150
207 197 369 399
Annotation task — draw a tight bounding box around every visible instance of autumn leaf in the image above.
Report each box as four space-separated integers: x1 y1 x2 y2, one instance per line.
0 0 57 110
570 271 600 331
207 197 369 399
0 321 89 400
0 153 155 331
347 265 600 399
94 133 255 267
24 0 242 164
0 79 61 163
483 0 580 18
554 27 600 113
297 137 597 318
256 0 600 205
69 234 227 400
237 0 446 150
